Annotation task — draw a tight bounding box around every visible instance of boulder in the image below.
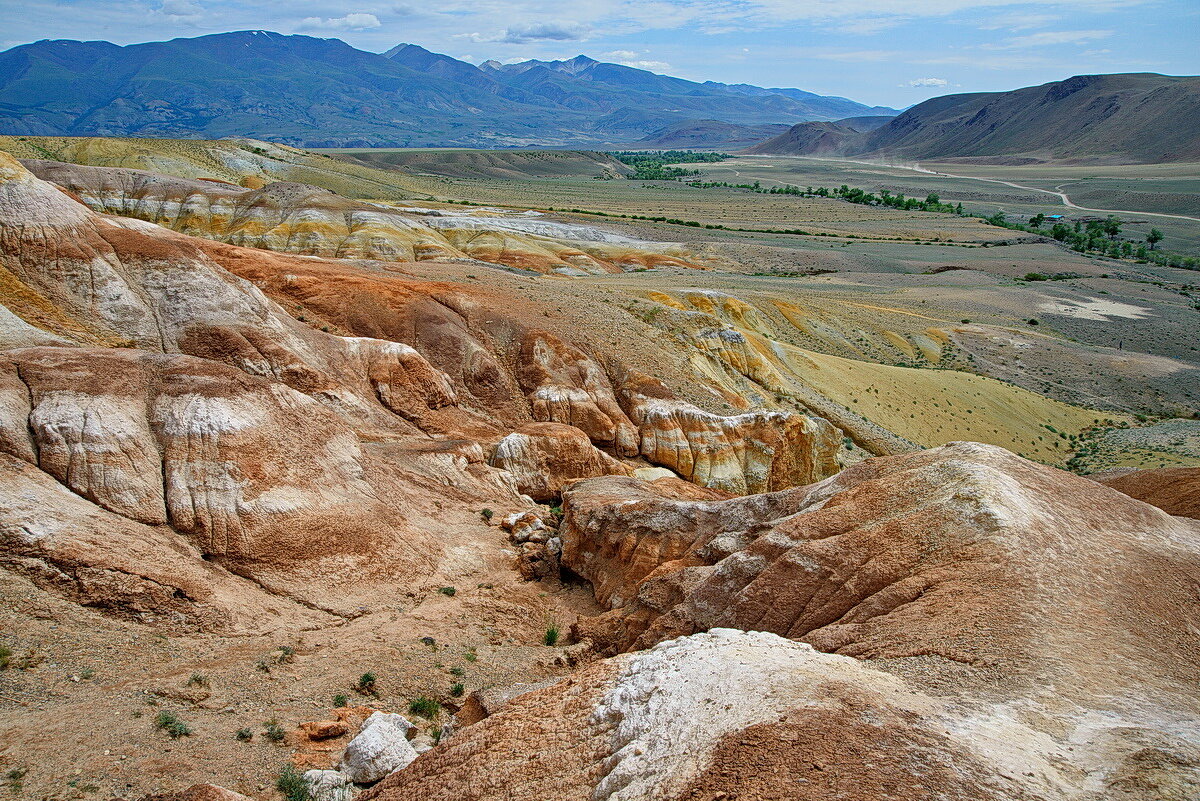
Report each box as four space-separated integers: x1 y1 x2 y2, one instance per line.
300 720 349 741
303 770 354 801
340 712 418 784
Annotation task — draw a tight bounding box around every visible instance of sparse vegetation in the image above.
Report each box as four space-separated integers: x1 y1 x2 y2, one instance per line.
438 586 457 597
276 765 310 801
408 696 441 718
235 727 253 741
154 710 193 738
186 672 209 688
264 718 287 743
356 671 378 695
451 682 465 697
480 508 494 522
544 626 561 646
333 693 349 707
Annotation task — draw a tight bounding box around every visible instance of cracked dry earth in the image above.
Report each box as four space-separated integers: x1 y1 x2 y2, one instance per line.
1 148 1200 801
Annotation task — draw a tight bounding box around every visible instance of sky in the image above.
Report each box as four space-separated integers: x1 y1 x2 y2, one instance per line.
3 0 1197 107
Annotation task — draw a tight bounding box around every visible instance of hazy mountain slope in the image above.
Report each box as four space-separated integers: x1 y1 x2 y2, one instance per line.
635 119 792 149
748 73 1200 164
0 33 892 147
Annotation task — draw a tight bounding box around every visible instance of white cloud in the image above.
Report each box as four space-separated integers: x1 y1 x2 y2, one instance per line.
995 28 1113 48
907 77 949 87
158 0 203 24
297 12 381 32
603 49 641 60
463 21 590 44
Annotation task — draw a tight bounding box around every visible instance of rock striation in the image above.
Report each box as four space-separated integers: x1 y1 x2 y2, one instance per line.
364 443 1200 800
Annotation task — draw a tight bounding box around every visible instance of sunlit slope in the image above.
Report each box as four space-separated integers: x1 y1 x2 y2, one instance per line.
636 287 1124 465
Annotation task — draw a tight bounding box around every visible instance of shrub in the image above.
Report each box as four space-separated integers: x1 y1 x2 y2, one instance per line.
480 508 494 522
438 586 457 597
0 645 10 670
544 626 561 646
450 682 465 697
235 727 253 742
264 718 287 743
332 693 349 708
276 765 310 801
464 648 478 663
154 710 192 738
1024 272 1048 281
356 671 377 695
408 696 441 718
186 672 209 688
449 666 465 677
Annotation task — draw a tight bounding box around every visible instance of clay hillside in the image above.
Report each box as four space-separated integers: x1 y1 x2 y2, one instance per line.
0 133 1198 801
746 73 1200 164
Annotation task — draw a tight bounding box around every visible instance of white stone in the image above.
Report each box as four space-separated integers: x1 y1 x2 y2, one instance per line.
339 711 417 783
302 770 354 801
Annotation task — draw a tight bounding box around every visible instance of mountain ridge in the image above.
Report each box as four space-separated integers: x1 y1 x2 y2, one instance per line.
0 32 894 147
745 72 1200 164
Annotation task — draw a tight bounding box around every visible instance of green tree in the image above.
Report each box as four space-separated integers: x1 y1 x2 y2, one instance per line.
1050 223 1070 241
925 192 940 206
1029 213 1046 228
1103 216 1121 239
1147 228 1164 250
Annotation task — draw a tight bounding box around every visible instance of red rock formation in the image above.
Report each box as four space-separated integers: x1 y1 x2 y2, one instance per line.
363 444 1200 800
615 368 841 494
1094 466 1200 519
489 423 631 501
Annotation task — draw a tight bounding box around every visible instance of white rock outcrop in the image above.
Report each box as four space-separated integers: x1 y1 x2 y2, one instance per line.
303 770 354 801
340 712 418 783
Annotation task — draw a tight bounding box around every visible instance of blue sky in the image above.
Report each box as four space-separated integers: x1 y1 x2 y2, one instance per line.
4 0 1197 106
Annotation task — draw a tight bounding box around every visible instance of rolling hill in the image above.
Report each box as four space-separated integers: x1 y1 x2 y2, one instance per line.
0 32 894 148
746 73 1200 164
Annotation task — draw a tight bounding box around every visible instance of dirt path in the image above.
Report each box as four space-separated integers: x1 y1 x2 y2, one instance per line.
908 163 1200 223
743 156 1200 224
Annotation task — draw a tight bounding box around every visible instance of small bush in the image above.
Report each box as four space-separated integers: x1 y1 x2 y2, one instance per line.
1024 272 1048 281
187 672 209 688
438 586 457 597
544 626 560 646
235 727 253 742
264 718 287 743
450 682 465 697
276 765 310 801
155 710 192 738
408 696 441 718
464 648 478 663
480 508 494 522
356 671 377 695
449 666 465 677
0 645 11 670
332 693 349 708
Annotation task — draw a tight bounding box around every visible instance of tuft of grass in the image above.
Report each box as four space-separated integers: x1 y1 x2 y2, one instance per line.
186 672 209 688
154 710 192 738
544 626 561 646
464 647 478 663
480 508 494 522
438 586 456 597
235 727 253 742
79 668 95 680
276 765 310 801
408 696 441 718
356 671 377 696
0 645 10 670
450 682 465 697
332 693 349 708
263 718 287 743
449 666 465 677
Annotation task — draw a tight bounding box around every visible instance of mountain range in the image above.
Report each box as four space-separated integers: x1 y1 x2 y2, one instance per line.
0 31 895 147
745 73 1200 164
